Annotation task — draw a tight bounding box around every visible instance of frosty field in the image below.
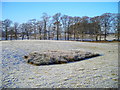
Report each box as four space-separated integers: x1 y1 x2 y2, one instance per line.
1 40 118 88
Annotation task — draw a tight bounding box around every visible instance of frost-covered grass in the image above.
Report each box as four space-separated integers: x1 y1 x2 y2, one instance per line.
1 40 118 88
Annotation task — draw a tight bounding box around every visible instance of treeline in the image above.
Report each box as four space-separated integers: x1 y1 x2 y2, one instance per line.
1 13 120 41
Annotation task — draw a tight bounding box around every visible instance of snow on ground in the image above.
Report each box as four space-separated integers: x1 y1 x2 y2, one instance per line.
1 40 118 88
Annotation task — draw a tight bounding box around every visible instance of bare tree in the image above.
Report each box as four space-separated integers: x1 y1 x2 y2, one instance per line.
61 15 68 40
79 16 89 41
53 13 61 40
112 13 120 41
51 26 56 40
2 12 118 41
37 21 43 40
66 16 73 40
47 20 53 40
20 23 27 40
14 22 19 40
116 1 120 41
2 19 12 40
90 16 101 41
29 19 38 39
42 13 50 40
100 13 113 41
73 16 81 40
9 27 14 40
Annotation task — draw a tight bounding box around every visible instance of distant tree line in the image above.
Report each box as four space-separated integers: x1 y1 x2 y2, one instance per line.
1 13 120 41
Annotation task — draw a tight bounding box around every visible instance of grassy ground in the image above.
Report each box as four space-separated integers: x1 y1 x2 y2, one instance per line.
1 40 118 88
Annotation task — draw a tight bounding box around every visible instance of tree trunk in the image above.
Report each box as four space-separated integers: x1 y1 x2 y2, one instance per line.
48 26 51 40
96 34 98 41
29 32 31 40
67 29 69 40
57 23 59 40
64 31 66 40
104 33 107 41
118 27 120 41
27 31 29 40
48 31 50 40
98 26 101 41
39 28 42 40
73 26 75 40
104 23 107 41
81 32 84 41
67 25 70 40
15 29 17 40
5 27 8 40
44 21 47 40
34 30 36 40
99 33 101 41
10 32 12 40
22 33 24 40
74 32 76 40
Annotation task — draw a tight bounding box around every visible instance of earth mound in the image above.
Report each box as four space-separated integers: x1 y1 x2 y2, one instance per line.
24 50 100 66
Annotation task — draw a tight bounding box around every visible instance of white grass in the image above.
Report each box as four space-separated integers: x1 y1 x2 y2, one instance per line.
1 40 118 88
